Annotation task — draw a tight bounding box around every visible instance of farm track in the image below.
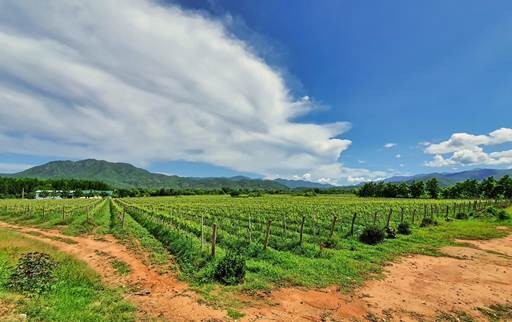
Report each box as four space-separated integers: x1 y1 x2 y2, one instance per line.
1 221 511 321
0 221 227 322
241 227 512 322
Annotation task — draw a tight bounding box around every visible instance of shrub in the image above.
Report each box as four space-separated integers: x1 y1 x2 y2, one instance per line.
485 207 499 217
497 209 510 221
8 252 58 294
213 251 246 285
359 226 385 245
385 227 396 239
420 217 438 227
397 222 411 235
455 212 468 220
321 238 337 249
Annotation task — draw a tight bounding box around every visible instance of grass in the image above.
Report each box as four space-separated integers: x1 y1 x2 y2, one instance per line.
111 259 131 276
110 201 169 267
0 228 135 322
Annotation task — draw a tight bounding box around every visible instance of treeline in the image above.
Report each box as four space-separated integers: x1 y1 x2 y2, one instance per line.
116 187 354 198
357 176 512 199
0 177 111 199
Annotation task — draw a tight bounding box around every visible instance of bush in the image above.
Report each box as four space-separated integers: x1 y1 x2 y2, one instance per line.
359 226 385 245
455 212 468 220
385 227 396 239
420 217 438 227
8 252 58 294
497 209 510 221
485 207 499 217
321 238 337 249
397 222 411 235
213 251 246 285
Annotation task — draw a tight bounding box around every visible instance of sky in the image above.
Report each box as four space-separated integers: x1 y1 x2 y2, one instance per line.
0 0 512 185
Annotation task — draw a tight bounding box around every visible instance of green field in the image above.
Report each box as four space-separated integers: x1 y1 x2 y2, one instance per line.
1 195 509 292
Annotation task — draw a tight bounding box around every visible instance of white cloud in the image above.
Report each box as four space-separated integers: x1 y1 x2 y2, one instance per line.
0 162 34 173
384 143 397 149
0 0 353 183
424 128 512 167
395 154 401 159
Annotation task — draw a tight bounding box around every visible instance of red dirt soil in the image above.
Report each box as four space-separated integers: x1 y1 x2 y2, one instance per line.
0 221 226 321
1 221 511 321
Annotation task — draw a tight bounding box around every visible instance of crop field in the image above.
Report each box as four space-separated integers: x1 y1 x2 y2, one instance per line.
0 195 511 321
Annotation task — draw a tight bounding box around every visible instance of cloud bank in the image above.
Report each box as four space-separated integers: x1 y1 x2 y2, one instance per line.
424 128 512 167
0 0 366 183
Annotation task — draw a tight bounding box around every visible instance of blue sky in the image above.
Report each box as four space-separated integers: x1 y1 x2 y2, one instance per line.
1 0 512 184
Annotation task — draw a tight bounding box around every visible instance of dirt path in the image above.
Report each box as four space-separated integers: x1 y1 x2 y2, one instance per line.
0 221 226 322
2 221 511 322
241 230 512 322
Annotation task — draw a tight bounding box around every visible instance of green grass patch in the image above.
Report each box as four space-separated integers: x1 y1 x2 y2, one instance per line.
111 259 131 276
0 228 135 322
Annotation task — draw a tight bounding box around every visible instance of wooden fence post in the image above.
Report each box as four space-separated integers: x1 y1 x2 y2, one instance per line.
201 214 204 251
386 209 393 228
400 207 404 223
350 212 357 236
211 224 217 257
264 220 272 250
412 208 416 224
299 216 306 246
329 216 337 238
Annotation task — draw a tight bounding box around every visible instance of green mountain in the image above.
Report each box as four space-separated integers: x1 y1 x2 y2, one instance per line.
10 159 288 190
275 178 335 189
384 168 512 186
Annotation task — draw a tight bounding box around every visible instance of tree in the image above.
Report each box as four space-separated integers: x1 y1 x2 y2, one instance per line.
409 181 424 198
480 176 497 199
497 175 512 199
426 178 439 199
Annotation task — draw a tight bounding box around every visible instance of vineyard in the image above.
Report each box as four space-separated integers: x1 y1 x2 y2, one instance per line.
1 195 510 289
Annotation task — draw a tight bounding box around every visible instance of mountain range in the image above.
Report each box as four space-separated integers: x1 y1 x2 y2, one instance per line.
384 168 512 186
2 159 333 190
3 159 511 189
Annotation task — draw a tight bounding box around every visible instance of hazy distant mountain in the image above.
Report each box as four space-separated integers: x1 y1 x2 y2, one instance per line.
384 168 512 186
10 159 288 190
274 178 335 189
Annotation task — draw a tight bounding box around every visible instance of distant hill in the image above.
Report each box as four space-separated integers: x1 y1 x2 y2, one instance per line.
384 168 512 186
274 178 335 189
10 159 288 190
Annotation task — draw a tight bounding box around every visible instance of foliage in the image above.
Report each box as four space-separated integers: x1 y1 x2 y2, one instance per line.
7 252 57 294
357 175 512 200
359 226 385 245
0 177 110 199
420 217 438 227
213 251 246 285
455 212 468 220
426 178 440 199
397 222 411 235
385 227 397 239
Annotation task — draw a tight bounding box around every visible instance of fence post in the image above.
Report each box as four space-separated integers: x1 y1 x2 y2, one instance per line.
329 216 337 238
211 224 217 257
386 209 393 228
412 208 416 224
62 206 65 220
263 220 272 250
350 212 357 236
201 214 204 251
400 207 404 223
445 205 449 220
299 216 306 246
373 211 377 226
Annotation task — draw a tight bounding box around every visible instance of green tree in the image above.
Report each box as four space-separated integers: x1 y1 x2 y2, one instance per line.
409 181 424 198
426 178 439 199
480 176 497 199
